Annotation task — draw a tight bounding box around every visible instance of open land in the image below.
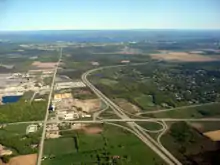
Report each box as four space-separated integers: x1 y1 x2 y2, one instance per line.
32 61 57 69
42 124 165 165
2 154 37 165
150 51 220 62
1 31 220 165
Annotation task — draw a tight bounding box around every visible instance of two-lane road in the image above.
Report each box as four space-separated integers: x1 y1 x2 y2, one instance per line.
37 48 63 165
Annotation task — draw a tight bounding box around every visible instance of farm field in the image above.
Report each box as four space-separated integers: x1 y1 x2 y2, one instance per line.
114 98 140 114
42 124 165 165
142 102 220 118
189 121 220 133
99 78 118 86
150 51 220 62
0 123 30 137
134 94 155 109
136 121 163 131
161 121 220 165
2 154 37 165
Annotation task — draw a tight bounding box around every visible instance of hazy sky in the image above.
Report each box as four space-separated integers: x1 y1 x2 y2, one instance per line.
0 0 220 31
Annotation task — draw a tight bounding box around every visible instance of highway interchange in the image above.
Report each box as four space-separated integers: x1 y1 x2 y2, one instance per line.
20 50 217 165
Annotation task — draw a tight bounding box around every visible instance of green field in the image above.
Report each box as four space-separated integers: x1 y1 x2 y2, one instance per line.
188 121 220 133
142 103 220 118
137 121 163 131
0 99 47 123
44 137 76 156
99 108 120 119
0 123 30 137
0 123 42 163
161 121 220 165
42 124 165 165
43 77 53 85
100 78 118 86
22 91 35 100
134 94 155 108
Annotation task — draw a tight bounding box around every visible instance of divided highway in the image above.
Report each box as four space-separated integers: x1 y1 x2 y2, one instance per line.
82 65 182 165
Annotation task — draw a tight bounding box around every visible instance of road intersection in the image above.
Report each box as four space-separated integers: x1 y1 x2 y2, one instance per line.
26 59 219 165
82 65 182 165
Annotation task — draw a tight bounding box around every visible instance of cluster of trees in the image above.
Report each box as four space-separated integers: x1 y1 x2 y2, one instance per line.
94 72 177 110
0 131 41 163
94 61 220 110
164 122 220 165
0 99 47 123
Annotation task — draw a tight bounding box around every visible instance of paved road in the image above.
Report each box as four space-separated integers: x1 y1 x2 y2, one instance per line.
47 117 220 124
93 104 109 121
0 121 43 125
157 121 168 147
81 65 182 165
138 102 219 115
4 117 220 126
36 48 63 165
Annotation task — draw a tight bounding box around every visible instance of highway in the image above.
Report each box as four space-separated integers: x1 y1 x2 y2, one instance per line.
81 65 182 165
45 117 220 124
3 117 220 126
36 47 63 165
18 61 219 165
92 103 109 121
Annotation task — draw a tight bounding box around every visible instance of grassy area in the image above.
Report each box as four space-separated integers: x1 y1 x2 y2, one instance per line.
99 108 120 119
0 124 42 163
38 53 59 62
0 99 47 123
44 137 76 156
188 121 220 133
161 122 220 165
43 77 52 85
22 91 35 100
134 94 155 108
143 103 220 118
100 78 118 86
42 124 165 165
0 123 30 137
137 121 163 131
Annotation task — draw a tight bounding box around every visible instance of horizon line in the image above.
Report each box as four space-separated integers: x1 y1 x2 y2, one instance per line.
1 28 220 32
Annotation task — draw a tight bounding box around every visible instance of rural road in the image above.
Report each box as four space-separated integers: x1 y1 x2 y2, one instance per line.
36 47 63 165
137 101 219 115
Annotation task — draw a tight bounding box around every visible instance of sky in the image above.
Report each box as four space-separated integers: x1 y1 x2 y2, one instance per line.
0 0 220 31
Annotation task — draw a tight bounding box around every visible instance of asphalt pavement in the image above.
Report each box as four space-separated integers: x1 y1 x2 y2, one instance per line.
36 47 63 165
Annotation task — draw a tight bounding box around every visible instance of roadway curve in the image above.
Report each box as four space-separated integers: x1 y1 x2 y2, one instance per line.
81 64 182 165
